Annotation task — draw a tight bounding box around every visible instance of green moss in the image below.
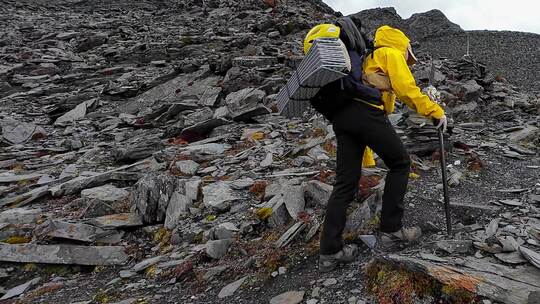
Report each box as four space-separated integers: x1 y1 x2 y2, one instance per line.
2 235 31 244
365 261 479 304
285 22 296 34
180 36 193 45
441 284 478 304
24 263 82 276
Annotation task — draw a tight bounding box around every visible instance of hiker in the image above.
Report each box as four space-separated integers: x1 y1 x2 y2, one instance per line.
305 20 447 272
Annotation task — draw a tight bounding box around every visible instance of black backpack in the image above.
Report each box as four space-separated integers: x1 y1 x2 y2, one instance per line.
309 17 381 121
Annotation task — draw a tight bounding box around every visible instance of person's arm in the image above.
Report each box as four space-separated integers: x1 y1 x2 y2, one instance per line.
385 51 445 119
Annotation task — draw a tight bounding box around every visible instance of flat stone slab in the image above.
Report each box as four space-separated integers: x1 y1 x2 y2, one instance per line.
44 220 111 242
88 213 143 228
81 184 129 203
0 173 43 183
0 244 128 265
376 254 540 304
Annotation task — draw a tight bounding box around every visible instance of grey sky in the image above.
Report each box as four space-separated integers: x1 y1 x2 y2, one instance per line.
323 0 540 34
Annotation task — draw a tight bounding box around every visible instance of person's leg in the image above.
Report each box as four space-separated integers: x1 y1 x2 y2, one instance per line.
330 103 410 233
320 130 365 255
360 115 410 233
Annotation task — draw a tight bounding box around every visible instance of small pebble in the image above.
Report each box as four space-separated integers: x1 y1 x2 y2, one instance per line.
323 278 337 287
311 287 320 298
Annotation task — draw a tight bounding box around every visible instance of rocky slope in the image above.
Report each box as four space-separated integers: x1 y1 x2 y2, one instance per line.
353 7 540 92
0 1 539 304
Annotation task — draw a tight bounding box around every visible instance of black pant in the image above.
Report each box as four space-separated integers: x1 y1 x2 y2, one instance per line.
320 101 411 255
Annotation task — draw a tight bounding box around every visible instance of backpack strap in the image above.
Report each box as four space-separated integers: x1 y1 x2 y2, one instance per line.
369 46 386 59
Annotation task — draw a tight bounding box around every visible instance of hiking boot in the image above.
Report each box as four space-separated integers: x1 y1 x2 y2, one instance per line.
319 244 358 272
377 227 422 252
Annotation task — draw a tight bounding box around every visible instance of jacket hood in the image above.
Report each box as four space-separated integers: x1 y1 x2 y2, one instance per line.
374 25 410 53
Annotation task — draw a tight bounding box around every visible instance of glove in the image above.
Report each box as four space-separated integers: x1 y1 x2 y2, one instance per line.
423 85 442 105
433 115 448 132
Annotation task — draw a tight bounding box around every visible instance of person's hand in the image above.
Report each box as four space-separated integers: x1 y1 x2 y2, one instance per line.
434 115 448 132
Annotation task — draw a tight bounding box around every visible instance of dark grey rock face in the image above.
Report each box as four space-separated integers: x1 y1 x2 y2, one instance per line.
352 7 539 91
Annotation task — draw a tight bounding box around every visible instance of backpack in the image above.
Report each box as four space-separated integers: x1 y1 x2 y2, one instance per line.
309 17 382 121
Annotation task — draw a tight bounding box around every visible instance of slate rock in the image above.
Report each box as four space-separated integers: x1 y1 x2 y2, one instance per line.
175 160 200 176
0 244 128 265
269 291 305 304
43 220 110 242
218 276 248 298
184 143 231 155
206 239 232 259
275 222 306 248
76 32 108 52
436 240 474 254
54 99 97 126
82 200 116 218
304 180 333 206
202 182 237 210
131 174 180 224
89 213 143 229
0 277 40 300
81 184 129 204
283 185 305 219
0 208 42 224
1 117 46 145
132 256 164 272
164 192 191 229
495 251 527 264
225 88 268 121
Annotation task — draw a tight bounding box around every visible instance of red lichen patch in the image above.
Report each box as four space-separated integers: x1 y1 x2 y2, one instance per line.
134 117 145 125
317 170 335 183
297 211 311 223
467 155 485 171
168 137 189 145
263 0 276 8
34 151 49 158
225 141 255 156
454 141 471 151
495 75 506 82
249 181 267 200
431 149 442 162
256 246 287 274
161 261 194 282
358 175 382 198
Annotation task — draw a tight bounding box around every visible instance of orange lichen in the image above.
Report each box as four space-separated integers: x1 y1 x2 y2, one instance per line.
430 266 482 293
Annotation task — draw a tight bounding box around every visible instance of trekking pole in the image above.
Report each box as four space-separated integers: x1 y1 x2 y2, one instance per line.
428 57 452 235
438 127 452 234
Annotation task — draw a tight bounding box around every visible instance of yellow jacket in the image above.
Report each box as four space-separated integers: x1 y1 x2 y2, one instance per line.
360 25 445 167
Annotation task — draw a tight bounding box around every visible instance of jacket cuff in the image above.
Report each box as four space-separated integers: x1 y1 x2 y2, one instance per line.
429 107 445 120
